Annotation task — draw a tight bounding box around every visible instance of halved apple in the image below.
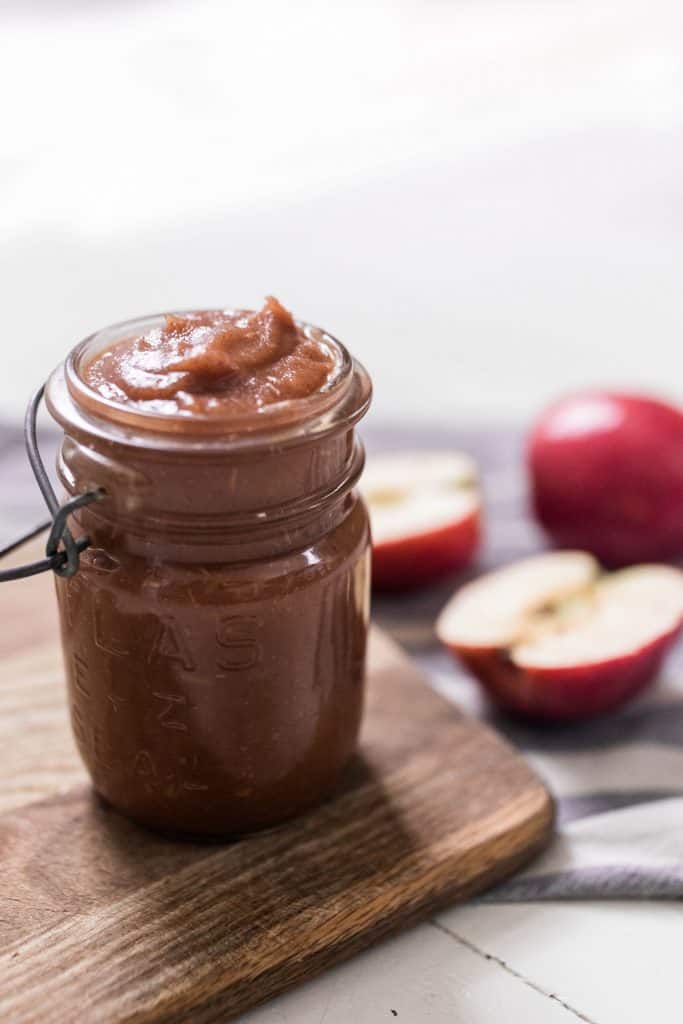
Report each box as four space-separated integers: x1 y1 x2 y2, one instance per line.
362 451 482 591
436 551 683 720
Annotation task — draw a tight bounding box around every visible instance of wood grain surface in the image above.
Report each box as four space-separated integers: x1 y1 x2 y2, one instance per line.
0 545 554 1023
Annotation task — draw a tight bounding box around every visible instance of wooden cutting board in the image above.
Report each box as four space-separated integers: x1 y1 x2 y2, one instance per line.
0 547 553 1024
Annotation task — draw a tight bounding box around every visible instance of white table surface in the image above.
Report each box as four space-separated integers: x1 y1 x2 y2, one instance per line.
238 900 683 1023
2 2 682 1020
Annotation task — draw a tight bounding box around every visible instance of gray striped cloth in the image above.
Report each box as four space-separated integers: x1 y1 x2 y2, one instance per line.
3 421 682 900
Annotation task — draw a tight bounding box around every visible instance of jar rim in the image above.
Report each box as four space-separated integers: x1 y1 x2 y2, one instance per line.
46 310 372 454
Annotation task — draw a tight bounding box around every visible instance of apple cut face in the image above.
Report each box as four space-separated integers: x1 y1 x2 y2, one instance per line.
438 551 599 650
437 552 683 720
362 451 482 591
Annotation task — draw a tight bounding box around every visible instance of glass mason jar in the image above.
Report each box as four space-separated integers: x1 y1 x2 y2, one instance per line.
45 312 372 838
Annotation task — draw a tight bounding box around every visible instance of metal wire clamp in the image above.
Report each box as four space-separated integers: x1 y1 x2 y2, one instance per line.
0 385 104 582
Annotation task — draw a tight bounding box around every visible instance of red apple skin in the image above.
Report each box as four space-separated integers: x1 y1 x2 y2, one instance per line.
528 392 683 567
447 623 682 721
371 508 481 592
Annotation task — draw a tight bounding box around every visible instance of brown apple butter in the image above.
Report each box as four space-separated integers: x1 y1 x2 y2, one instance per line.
82 296 340 420
45 298 372 837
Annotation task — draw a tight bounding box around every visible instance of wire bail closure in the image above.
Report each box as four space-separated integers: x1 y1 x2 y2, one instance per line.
0 385 103 582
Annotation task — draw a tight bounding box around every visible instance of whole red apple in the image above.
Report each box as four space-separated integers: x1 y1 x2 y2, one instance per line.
529 391 683 566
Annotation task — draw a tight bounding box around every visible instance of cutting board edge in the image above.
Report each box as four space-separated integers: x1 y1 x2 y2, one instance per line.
142 784 555 1024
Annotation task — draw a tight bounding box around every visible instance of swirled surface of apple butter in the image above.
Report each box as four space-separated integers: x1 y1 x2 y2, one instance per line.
82 296 340 419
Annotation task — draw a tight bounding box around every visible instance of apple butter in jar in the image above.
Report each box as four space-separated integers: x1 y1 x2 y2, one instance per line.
45 297 372 837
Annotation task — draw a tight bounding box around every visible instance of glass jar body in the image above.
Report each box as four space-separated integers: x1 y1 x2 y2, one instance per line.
46 320 371 837
55 487 369 837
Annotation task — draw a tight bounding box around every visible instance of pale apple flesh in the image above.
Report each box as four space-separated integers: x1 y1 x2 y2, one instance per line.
362 451 482 590
437 552 683 720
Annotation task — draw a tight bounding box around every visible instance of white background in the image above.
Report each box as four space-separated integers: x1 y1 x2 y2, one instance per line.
1 0 682 426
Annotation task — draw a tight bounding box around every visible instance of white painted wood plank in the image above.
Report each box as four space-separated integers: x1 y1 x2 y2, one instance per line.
240 921 588 1023
438 901 683 1024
